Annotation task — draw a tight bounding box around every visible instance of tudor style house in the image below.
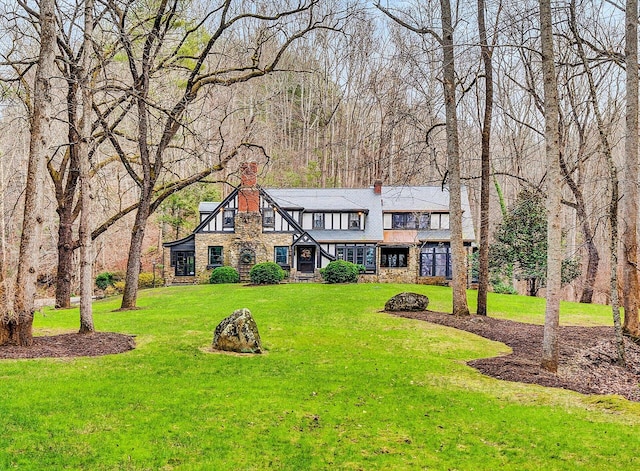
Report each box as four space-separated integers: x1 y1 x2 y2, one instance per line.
163 162 476 284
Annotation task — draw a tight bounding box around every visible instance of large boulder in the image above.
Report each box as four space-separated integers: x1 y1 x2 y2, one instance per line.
385 292 429 312
212 308 263 354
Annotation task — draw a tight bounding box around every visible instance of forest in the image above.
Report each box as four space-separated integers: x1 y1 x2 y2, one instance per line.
0 0 637 370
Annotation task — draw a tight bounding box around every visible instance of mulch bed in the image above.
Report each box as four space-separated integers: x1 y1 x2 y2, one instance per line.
391 310 640 402
0 332 135 359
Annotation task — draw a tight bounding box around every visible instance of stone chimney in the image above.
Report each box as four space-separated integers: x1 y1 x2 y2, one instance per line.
373 179 383 195
238 162 259 212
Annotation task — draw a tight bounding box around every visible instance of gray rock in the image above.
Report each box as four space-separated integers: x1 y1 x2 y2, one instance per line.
212 308 263 354
385 292 429 312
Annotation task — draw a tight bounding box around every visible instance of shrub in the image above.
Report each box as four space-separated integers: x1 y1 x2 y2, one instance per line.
210 266 240 284
138 272 162 288
320 260 364 284
113 281 126 293
492 282 518 295
250 262 285 285
95 272 114 290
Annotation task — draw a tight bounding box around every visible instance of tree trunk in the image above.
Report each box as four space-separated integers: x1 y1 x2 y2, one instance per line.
476 0 494 316
580 237 599 304
78 0 95 334
440 0 469 316
622 0 640 338
3 0 57 346
55 214 75 309
120 195 152 309
539 0 563 372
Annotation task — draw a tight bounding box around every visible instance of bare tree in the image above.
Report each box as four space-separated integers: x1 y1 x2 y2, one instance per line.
97 0 345 309
622 0 640 338
476 0 500 315
0 0 57 346
539 0 563 372
568 0 624 363
78 0 94 333
376 0 470 316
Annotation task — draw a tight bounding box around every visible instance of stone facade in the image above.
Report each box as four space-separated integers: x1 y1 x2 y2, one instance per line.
194 212 292 282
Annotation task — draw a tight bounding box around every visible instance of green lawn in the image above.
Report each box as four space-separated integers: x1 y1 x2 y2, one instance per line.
1 283 639 470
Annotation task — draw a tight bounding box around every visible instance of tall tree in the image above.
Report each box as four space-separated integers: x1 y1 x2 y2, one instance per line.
622 0 640 338
0 0 57 346
376 0 470 316
568 0 624 363
539 0 563 372
78 0 95 334
476 0 498 315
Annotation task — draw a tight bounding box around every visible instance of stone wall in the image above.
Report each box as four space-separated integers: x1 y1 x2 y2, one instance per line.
193 212 292 282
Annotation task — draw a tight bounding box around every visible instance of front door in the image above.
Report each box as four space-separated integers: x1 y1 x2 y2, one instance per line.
297 246 316 273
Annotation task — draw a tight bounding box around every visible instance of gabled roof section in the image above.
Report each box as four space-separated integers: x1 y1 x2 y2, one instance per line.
292 232 336 261
193 188 239 233
258 187 305 233
162 233 195 249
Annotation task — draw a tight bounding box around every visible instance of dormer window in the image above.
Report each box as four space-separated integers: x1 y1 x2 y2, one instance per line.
313 213 325 229
263 208 275 228
348 213 361 230
391 212 431 229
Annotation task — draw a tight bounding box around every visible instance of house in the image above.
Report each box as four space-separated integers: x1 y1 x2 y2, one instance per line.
162 162 476 284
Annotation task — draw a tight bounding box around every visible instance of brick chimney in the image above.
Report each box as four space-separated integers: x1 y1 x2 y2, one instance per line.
373 179 383 195
238 162 259 212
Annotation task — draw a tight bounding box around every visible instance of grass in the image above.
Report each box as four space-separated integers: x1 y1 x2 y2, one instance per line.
1 283 639 470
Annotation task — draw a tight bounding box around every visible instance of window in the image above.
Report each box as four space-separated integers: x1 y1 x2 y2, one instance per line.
380 247 409 268
391 212 430 229
336 245 376 271
223 210 235 228
430 213 450 230
208 246 223 267
263 208 275 228
420 243 452 278
348 213 361 230
275 246 289 266
313 213 325 229
173 251 195 276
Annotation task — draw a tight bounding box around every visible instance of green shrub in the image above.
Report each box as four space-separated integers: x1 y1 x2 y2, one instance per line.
320 260 364 283
95 272 114 290
249 262 285 285
138 272 162 288
492 282 518 295
209 266 240 284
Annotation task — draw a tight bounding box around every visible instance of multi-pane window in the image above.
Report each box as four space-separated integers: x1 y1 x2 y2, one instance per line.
275 246 289 266
223 209 235 228
336 245 376 271
263 208 275 227
313 213 325 229
348 213 361 230
208 246 223 267
173 251 195 276
420 243 452 278
391 212 430 229
380 247 409 268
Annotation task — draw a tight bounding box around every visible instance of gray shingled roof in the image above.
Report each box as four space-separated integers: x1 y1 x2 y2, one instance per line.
196 186 476 243
198 202 220 213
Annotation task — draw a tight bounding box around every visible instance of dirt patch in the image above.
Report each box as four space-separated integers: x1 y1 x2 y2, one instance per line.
391 310 640 402
0 332 135 360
